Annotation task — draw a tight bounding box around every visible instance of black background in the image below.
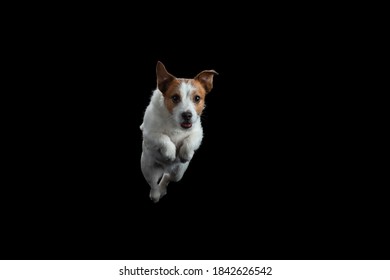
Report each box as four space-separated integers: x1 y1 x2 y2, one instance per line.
2 9 387 260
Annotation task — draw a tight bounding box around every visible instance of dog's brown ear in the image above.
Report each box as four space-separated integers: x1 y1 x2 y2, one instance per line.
156 61 176 94
194 70 218 93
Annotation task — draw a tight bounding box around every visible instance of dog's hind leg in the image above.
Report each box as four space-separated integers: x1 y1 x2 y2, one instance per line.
146 168 164 203
141 152 165 203
170 162 189 182
158 173 171 199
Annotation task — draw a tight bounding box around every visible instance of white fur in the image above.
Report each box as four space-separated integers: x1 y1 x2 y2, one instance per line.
171 82 198 125
140 81 203 203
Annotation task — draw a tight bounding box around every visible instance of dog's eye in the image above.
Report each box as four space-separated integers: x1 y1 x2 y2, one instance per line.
172 95 180 103
194 95 201 103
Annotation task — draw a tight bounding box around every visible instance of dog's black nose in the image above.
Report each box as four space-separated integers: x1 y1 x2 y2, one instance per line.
182 112 192 121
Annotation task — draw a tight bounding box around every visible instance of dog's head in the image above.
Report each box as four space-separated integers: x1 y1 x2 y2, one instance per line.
156 61 218 129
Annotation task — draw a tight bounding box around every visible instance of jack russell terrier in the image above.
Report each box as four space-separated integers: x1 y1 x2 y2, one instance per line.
140 61 218 202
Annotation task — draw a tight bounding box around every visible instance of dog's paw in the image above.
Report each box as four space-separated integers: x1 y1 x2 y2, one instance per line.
150 188 167 203
179 145 194 163
160 188 167 199
160 142 176 162
150 189 161 203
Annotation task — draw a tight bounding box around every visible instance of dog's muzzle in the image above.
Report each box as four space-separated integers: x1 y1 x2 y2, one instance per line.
181 111 192 129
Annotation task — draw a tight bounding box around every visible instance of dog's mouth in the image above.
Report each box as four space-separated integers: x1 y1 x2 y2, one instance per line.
180 122 192 129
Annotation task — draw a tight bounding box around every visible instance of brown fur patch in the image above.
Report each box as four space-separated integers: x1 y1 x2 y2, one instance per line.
190 80 207 115
162 79 208 115
163 79 181 114
194 70 218 93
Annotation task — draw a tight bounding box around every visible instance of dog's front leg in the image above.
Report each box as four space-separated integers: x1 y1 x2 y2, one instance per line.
178 130 203 163
144 133 176 162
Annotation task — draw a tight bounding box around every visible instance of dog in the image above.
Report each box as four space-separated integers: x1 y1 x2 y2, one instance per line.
140 61 218 202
